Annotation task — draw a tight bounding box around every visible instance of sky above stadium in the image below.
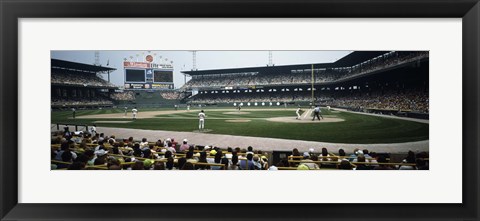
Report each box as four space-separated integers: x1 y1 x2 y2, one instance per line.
51 51 352 88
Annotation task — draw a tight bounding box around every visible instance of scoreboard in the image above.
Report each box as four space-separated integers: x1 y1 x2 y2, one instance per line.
124 60 174 90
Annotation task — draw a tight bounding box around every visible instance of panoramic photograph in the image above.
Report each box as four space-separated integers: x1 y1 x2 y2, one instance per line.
50 50 429 170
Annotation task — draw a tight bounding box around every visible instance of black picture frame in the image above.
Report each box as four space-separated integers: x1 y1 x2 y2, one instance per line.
1 0 479 220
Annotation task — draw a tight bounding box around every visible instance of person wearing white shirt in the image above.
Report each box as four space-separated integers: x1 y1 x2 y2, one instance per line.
72 108 76 119
132 107 138 120
198 110 206 131
296 106 302 120
90 124 97 136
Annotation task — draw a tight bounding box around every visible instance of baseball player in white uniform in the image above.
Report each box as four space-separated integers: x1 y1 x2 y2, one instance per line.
296 106 302 120
124 106 128 117
72 108 76 119
132 107 138 120
198 110 206 131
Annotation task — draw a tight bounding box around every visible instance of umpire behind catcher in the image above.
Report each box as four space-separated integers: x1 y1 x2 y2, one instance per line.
312 105 323 121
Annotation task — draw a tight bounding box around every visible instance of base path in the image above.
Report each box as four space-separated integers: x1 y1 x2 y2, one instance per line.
63 125 428 154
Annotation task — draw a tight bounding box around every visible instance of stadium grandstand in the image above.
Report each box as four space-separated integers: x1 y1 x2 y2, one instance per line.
51 51 429 171
182 51 429 117
51 59 118 109
51 59 189 109
119 90 189 108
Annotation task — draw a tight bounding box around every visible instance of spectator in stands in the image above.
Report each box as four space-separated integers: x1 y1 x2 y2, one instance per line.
301 152 320 170
196 152 209 170
107 158 121 168
363 149 371 158
247 146 254 155
142 149 152 159
94 157 106 166
68 162 85 170
310 155 321 169
260 156 269 169
55 150 73 169
338 149 346 159
416 158 429 170
211 151 224 170
320 147 330 161
186 151 198 164
55 142 77 162
221 158 229 170
229 155 239 170
354 155 369 170
132 161 144 170
166 142 176 154
182 162 195 170
290 148 301 166
349 148 360 161
338 160 353 170
75 154 90 166
155 139 164 148
154 162 165 170
166 157 174 170
140 138 148 148
297 164 310 170
180 139 190 152
373 156 393 170
399 151 416 170
252 155 262 170
177 158 187 170
239 153 255 170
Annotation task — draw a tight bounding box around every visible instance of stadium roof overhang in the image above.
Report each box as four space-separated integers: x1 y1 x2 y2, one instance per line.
51 59 117 73
181 63 335 76
181 51 393 76
333 51 391 67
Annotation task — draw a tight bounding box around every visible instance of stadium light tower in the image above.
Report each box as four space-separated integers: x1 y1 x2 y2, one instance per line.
94 51 100 66
191 51 197 71
311 64 315 105
268 51 273 66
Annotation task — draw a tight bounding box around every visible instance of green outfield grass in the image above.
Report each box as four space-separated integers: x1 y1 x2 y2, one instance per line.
51 107 429 144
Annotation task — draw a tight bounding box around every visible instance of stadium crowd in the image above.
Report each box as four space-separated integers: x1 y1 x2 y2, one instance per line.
343 51 429 80
189 89 428 113
51 98 114 107
51 128 429 170
184 51 428 89
110 91 136 101
190 91 328 104
51 71 116 88
160 91 187 100
326 89 429 113
185 70 342 88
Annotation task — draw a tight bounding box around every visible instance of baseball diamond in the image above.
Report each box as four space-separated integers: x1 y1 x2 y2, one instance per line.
51 50 429 171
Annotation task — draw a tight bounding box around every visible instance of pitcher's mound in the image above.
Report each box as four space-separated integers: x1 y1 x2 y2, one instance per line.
225 119 251 123
266 117 345 123
223 112 251 115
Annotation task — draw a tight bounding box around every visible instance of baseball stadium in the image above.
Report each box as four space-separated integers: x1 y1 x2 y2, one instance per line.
51 51 429 171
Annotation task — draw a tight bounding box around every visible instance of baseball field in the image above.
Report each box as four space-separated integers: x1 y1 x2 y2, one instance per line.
51 107 429 144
